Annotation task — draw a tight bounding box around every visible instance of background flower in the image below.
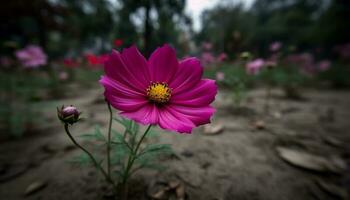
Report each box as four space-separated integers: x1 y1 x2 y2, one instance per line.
15 45 47 68
246 58 265 75
270 41 282 52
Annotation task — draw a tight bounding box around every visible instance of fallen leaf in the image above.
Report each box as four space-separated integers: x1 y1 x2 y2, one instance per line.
276 147 346 173
175 183 185 200
169 180 180 189
203 123 224 135
24 180 47 196
151 189 167 200
253 120 265 130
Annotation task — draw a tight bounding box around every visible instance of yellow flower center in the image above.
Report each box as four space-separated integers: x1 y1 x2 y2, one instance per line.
146 82 172 104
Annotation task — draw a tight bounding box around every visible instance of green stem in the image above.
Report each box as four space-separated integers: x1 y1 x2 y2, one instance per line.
63 124 117 190
106 102 113 178
122 125 152 199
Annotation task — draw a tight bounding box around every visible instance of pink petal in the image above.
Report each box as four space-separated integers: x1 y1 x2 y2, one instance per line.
120 104 159 125
167 105 215 126
171 79 217 107
104 47 149 92
148 44 178 82
100 76 148 112
120 46 151 87
158 107 195 133
169 57 203 94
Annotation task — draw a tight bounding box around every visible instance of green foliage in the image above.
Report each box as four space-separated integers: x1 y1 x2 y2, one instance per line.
317 63 350 88
0 70 54 137
79 125 106 142
70 115 173 183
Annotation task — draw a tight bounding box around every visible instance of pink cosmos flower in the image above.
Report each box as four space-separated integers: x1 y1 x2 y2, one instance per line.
217 53 227 62
246 58 265 75
15 45 47 68
318 60 331 71
201 52 215 66
59 71 69 80
216 72 225 81
100 44 217 133
202 42 213 51
270 41 282 52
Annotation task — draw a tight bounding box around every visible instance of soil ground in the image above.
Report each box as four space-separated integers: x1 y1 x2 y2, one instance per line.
0 86 349 200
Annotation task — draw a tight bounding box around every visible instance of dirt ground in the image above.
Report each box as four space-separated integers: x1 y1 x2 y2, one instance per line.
0 85 349 200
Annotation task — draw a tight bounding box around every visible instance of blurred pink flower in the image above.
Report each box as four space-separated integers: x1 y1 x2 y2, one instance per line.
318 60 331 71
287 53 316 74
59 71 69 80
217 53 227 62
202 42 213 51
246 59 265 75
270 41 282 52
100 44 217 133
15 45 47 68
201 52 215 66
216 72 225 81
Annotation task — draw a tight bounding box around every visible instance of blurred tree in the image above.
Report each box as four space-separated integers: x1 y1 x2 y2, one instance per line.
196 0 349 57
196 3 255 56
116 0 190 56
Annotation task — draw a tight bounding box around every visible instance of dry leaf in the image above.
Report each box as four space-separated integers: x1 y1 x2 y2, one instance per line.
276 147 346 173
24 180 47 196
203 123 224 135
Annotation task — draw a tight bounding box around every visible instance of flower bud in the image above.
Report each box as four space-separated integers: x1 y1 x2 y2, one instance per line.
57 105 81 125
240 51 252 60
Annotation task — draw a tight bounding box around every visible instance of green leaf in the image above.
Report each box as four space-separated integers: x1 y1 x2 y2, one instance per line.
79 125 106 142
67 152 94 166
137 143 173 161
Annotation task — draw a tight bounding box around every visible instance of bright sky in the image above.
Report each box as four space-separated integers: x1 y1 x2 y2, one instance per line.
186 0 255 32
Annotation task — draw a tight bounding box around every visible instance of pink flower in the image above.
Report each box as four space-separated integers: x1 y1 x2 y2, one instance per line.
217 53 227 62
15 45 47 68
270 41 282 52
246 59 265 75
216 72 225 81
202 42 213 51
287 53 316 74
318 60 331 71
201 52 215 66
59 71 69 80
100 44 217 133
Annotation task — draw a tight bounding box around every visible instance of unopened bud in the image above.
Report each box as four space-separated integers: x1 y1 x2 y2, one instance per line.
57 105 81 125
240 51 252 60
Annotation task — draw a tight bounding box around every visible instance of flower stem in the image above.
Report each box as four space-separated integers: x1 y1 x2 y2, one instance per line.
122 125 152 199
63 124 117 191
106 102 113 178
